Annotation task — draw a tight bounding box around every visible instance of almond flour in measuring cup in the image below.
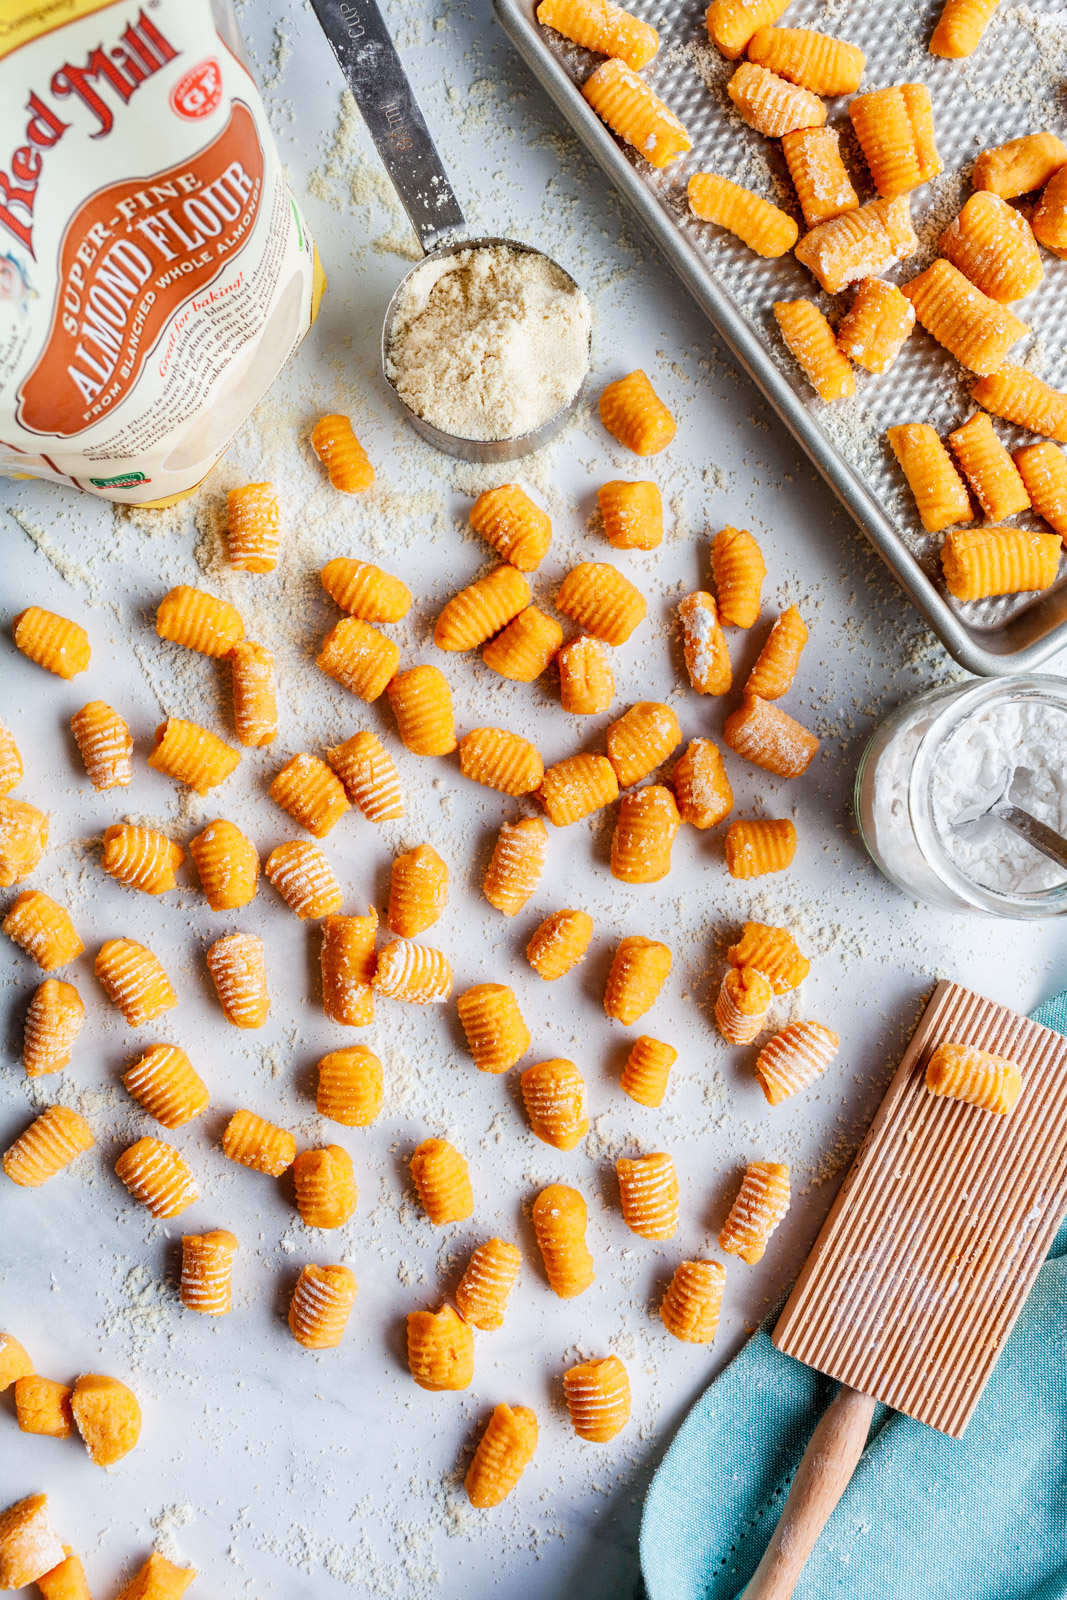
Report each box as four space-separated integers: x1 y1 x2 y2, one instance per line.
384 244 591 442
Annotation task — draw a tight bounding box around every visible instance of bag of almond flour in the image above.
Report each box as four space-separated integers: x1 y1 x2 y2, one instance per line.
0 0 324 506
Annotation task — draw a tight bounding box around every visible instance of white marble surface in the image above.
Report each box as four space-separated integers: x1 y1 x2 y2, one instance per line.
2 2 1067 1597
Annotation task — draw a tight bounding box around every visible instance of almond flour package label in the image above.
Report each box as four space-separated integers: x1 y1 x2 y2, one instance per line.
0 0 325 506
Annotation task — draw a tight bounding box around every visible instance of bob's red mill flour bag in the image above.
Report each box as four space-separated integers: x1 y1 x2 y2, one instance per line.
0 0 325 507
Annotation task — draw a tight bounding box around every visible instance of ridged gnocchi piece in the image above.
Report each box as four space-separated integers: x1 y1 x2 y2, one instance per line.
727 61 826 138
661 1260 726 1343
598 479 664 549
457 983 530 1073
389 842 449 936
455 1239 522 1330
14 1375 72 1437
620 1035 678 1107
563 1355 631 1441
484 817 549 915
706 0 788 58
687 172 798 257
1031 167 1067 259
948 412 1031 521
288 1263 358 1348
293 1144 358 1229
482 606 563 681
725 818 797 879
728 920 810 993
407 1304 474 1391
849 82 941 197
386 665 457 755
671 738 733 829
925 1039 1022 1114
616 1151 679 1238
36 1546 92 1600
1014 442 1067 537
539 752 619 825
221 1109 296 1176
836 278 915 374
317 1046 383 1126
536 0 658 69
189 818 259 910
755 1020 840 1104
410 1138 473 1223
23 979 84 1078
469 484 552 571
327 730 404 820
581 59 691 170
320 909 378 1026
226 482 280 572
972 366 1067 443
114 1136 198 1217
155 585 243 656
715 966 774 1044
311 413 374 492
901 259 1028 376
207 932 269 1028
610 785 681 883
723 696 819 778
148 717 240 794
796 195 917 294
0 797 48 886
3 1104 93 1187
317 617 400 701
3 890 82 970
939 192 1042 303
526 908 594 980
781 126 858 230
941 526 1061 600
180 1229 239 1315
459 727 545 795
0 1495 65 1589
520 1058 589 1150
745 607 808 700
95 938 177 1025
886 422 972 533
374 939 453 1003
102 823 185 895
719 1160 791 1262
604 935 672 1024
712 526 766 627
70 701 133 789
122 1044 208 1128
13 607 90 678
532 1184 595 1298
435 564 531 652
71 1373 141 1466
678 591 732 694
465 1404 538 1507
320 556 411 621
930 0 1000 55
973 132 1067 199
558 635 615 714
599 368 677 454
773 299 855 402
270 753 349 837
265 840 344 919
230 639 278 747
0 723 21 797
746 26 865 96
557 561 647 645
606 701 683 787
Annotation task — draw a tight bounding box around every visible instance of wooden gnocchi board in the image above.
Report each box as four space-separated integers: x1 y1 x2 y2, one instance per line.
773 980 1067 1438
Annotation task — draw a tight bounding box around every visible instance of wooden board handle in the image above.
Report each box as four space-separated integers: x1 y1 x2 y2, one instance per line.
738 1385 876 1600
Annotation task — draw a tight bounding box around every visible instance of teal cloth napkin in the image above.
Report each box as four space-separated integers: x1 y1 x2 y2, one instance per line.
641 991 1067 1600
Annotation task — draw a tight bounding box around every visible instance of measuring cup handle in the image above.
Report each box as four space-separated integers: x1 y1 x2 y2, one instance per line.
308 0 466 254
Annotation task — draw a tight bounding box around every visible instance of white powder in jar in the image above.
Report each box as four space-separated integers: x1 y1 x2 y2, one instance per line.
384 243 591 442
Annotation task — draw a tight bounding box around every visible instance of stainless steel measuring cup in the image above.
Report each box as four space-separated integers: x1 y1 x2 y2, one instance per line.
309 0 590 462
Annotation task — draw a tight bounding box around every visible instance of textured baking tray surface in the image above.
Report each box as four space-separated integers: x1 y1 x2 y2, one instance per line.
508 0 1067 645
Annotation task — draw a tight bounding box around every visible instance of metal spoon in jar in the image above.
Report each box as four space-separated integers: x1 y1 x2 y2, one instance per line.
308 0 590 462
953 765 1067 873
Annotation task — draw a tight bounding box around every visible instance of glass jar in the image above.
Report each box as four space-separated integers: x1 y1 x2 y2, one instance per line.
855 674 1067 918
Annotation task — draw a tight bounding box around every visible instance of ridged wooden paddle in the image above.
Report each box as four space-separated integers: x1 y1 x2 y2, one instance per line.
741 980 1067 1600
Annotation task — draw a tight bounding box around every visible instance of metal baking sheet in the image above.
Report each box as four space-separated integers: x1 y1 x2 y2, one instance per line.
492 0 1067 676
